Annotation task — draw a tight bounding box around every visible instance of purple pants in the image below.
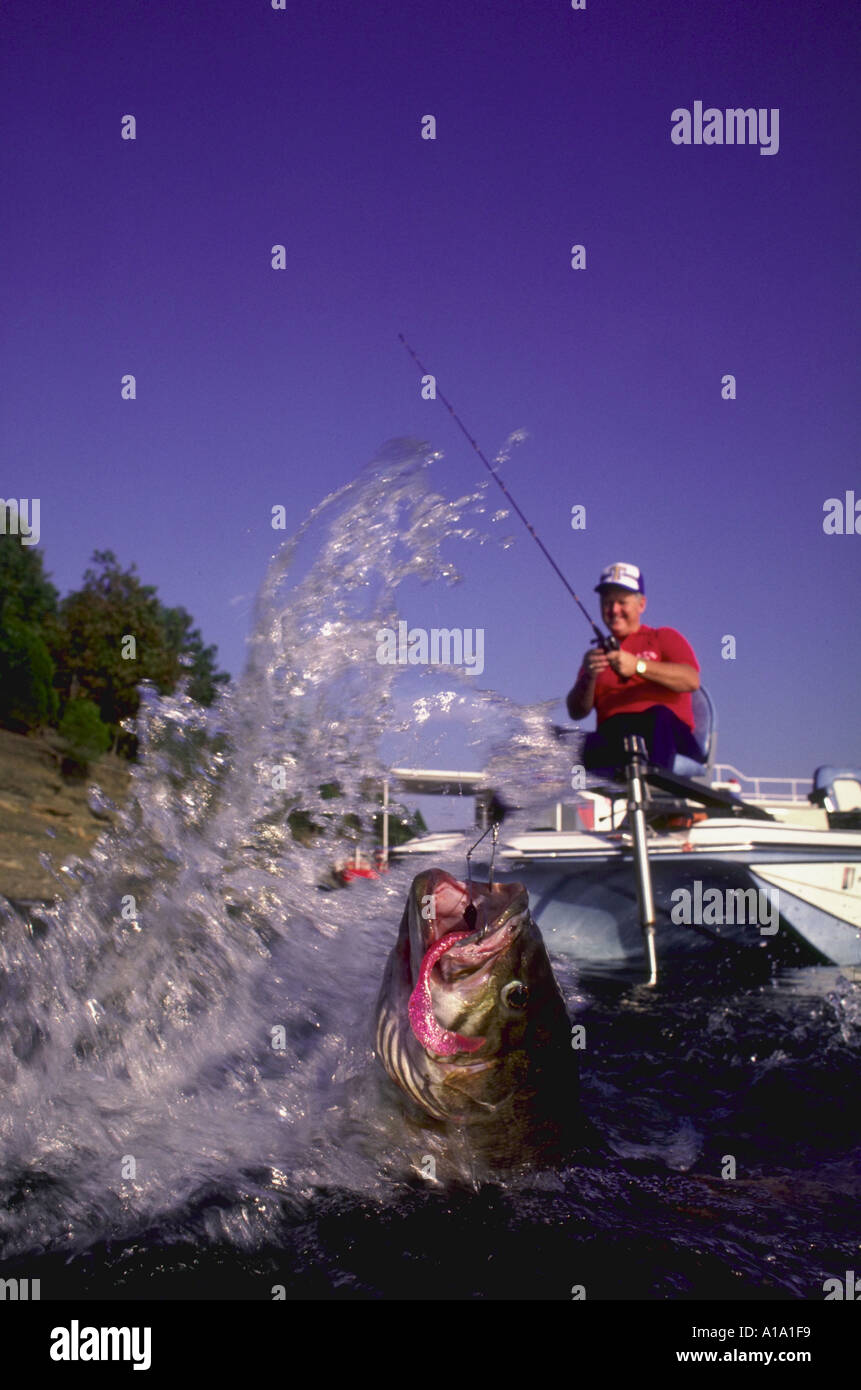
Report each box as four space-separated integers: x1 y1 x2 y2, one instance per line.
582 706 705 773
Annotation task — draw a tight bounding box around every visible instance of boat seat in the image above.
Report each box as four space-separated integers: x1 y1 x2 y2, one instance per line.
810 766 861 813
670 686 715 780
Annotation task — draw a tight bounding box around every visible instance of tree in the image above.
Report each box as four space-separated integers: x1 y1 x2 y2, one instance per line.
52 552 230 752
0 618 58 730
52 551 178 735
377 805 428 848
0 531 59 627
159 605 230 706
58 698 112 776
0 534 60 730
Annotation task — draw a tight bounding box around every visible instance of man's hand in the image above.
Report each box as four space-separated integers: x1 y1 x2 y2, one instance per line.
567 646 606 719
583 646 610 677
607 648 638 679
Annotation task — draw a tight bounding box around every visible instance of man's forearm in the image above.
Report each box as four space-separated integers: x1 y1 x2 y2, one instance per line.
636 660 699 692
566 668 595 720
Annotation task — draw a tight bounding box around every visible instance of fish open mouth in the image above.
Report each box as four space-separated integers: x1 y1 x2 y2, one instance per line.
414 869 529 955
406 870 530 1057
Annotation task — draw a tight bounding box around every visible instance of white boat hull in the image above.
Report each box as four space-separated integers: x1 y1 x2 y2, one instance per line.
392 820 861 966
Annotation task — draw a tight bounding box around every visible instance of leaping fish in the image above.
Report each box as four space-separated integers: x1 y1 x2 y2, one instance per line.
374 868 581 1168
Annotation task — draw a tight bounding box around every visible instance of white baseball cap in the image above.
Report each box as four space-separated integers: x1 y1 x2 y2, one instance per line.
594 562 645 594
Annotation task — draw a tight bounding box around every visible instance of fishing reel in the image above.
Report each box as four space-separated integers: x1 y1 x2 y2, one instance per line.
587 614 620 653
592 630 630 679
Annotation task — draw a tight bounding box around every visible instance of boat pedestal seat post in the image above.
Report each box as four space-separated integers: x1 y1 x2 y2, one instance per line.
623 735 658 987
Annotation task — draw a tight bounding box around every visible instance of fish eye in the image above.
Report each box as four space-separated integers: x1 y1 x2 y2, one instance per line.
501 980 528 1009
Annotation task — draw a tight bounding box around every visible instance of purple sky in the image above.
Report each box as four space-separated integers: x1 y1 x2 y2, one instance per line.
3 0 859 787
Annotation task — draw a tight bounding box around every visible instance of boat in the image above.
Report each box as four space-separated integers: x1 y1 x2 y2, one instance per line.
381 741 861 973
335 848 386 882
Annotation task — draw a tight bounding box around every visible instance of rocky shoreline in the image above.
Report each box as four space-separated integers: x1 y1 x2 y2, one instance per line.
0 728 130 903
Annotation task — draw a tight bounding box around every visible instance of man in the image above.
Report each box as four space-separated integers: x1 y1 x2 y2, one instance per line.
566 562 704 772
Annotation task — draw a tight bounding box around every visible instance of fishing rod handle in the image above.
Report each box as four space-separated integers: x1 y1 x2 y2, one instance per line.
593 633 631 681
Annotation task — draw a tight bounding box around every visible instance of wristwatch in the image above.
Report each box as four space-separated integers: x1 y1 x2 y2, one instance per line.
635 659 648 676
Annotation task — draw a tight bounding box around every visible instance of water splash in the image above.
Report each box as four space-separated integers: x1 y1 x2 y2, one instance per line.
0 438 573 1260
3 439 857 1297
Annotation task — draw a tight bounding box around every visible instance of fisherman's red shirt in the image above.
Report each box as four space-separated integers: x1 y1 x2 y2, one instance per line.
591 625 699 730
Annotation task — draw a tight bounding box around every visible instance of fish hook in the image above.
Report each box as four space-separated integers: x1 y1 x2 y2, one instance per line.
464 822 500 933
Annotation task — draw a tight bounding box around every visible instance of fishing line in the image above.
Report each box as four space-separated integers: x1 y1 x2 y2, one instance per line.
398 334 616 653
464 821 500 931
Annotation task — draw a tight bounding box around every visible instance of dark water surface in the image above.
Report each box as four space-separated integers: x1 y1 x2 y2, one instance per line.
2 946 857 1302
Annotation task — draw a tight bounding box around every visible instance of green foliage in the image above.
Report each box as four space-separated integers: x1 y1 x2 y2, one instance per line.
58 699 112 769
0 534 228 753
380 805 428 848
159 605 230 706
52 552 230 748
0 532 59 627
286 781 427 852
52 551 174 729
0 618 58 730
287 807 321 845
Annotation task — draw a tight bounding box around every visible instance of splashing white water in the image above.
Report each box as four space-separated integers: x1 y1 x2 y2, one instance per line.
0 439 577 1258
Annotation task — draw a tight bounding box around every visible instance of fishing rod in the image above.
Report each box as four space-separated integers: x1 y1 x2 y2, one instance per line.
398 333 619 655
